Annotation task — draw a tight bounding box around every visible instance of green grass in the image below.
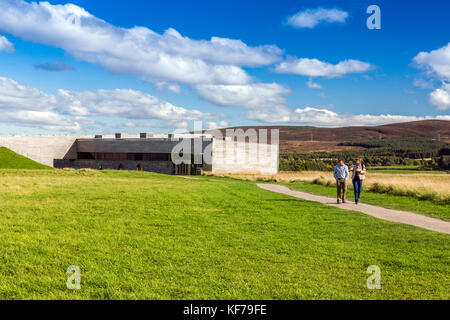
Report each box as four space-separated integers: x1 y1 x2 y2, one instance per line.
0 169 448 299
0 147 51 170
280 181 450 222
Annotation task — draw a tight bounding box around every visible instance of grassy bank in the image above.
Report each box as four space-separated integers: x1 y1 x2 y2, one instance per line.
0 147 51 170
0 169 448 299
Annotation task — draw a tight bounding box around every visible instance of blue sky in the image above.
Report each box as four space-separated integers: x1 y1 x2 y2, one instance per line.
0 0 449 134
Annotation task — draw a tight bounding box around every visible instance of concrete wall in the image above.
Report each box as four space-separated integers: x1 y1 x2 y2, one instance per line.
77 138 212 154
0 135 86 167
211 140 279 174
54 159 174 174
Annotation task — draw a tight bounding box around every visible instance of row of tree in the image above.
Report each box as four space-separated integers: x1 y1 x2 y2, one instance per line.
280 137 450 171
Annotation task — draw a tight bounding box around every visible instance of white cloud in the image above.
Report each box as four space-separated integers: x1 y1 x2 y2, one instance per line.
163 120 190 131
306 78 322 89
205 121 229 130
244 105 450 126
413 43 450 110
246 105 293 123
429 83 450 110
0 75 215 131
290 108 450 126
0 76 55 111
414 42 450 81
196 83 290 108
286 8 348 29
0 35 14 53
61 89 214 121
124 122 137 128
155 82 182 94
2 110 81 132
274 57 371 78
196 83 293 122
0 0 283 86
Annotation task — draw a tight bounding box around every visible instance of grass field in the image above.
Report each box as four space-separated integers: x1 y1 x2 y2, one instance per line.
208 171 450 200
280 181 450 221
0 169 448 299
0 147 51 170
207 171 450 221
367 166 447 174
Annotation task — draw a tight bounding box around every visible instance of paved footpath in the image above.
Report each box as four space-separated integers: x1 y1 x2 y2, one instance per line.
257 184 450 235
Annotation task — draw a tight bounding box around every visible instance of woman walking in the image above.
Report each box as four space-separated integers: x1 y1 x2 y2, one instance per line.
351 157 366 205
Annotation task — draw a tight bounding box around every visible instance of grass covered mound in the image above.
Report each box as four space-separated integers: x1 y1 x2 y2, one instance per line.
0 169 448 299
0 147 51 170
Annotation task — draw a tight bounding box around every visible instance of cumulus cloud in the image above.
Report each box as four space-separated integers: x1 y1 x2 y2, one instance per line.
162 120 190 131
34 60 75 72
294 108 450 126
286 8 348 29
196 83 290 108
413 43 450 110
414 42 450 81
429 83 450 110
155 82 182 94
306 78 322 89
195 83 293 122
274 57 371 78
0 76 215 131
205 121 229 130
0 0 282 86
0 76 55 111
2 110 81 131
62 88 214 120
245 106 450 126
0 35 14 53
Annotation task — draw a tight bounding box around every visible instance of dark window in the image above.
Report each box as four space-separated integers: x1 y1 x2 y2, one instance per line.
126 153 143 161
150 153 170 161
77 152 95 160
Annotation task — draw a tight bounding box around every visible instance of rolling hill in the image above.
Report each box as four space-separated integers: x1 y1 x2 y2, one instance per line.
219 120 450 153
0 147 51 170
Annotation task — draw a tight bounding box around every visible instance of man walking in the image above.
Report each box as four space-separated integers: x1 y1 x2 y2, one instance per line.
334 158 349 204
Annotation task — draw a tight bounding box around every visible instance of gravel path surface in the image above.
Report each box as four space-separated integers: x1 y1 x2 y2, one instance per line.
257 184 450 234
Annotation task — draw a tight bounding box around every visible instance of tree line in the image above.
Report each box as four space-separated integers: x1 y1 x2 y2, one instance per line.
280 137 450 171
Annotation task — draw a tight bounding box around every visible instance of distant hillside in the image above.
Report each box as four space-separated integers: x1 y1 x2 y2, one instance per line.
0 147 51 170
220 120 450 153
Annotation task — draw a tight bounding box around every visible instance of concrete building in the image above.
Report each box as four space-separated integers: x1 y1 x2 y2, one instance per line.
0 132 279 175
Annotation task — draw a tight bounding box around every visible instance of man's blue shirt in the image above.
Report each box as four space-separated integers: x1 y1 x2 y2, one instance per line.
334 164 349 180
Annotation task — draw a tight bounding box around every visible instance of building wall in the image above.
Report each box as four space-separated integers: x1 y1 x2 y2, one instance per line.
54 159 174 174
76 138 212 154
0 134 279 174
211 140 279 174
0 135 85 167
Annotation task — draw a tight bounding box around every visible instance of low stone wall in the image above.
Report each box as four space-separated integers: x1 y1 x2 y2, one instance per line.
0 135 87 167
54 159 175 175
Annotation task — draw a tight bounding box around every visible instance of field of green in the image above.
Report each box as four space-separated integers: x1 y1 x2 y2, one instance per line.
0 147 51 170
0 169 448 299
